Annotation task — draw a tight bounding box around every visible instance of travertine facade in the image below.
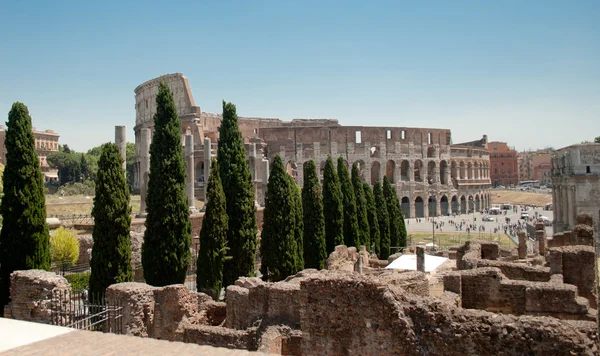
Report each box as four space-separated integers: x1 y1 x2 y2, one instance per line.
551 143 600 244
134 73 492 217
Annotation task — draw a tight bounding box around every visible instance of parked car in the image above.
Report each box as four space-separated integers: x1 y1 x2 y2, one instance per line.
520 212 529 219
482 215 494 222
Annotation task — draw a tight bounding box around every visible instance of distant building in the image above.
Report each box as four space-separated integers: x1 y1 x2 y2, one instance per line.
488 141 519 187
0 125 60 182
517 151 533 181
518 149 554 186
551 143 600 246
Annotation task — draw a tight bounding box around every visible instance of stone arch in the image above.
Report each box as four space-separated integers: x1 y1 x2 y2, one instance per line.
427 161 436 184
440 195 449 216
428 196 437 217
385 160 396 183
400 160 410 181
475 193 480 212
415 196 424 218
427 146 436 158
195 160 205 184
451 195 459 213
371 161 381 185
459 161 466 179
440 160 449 185
451 161 458 180
460 195 467 214
286 160 299 180
468 195 474 213
319 160 327 185
414 160 423 182
473 162 480 179
354 159 367 181
401 197 410 218
467 162 473 180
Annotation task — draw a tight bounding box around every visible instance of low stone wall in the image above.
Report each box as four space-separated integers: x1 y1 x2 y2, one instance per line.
446 267 593 320
476 259 550 282
3 270 70 322
300 273 598 355
182 324 254 350
547 245 598 308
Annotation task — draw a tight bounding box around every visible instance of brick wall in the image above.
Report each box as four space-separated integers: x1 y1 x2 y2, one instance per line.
547 246 598 308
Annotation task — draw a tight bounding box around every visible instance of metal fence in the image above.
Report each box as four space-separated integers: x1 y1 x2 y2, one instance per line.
50 290 123 334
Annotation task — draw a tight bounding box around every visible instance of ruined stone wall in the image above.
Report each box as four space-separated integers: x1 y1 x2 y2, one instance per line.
476 259 550 282
3 270 70 322
300 273 598 355
547 245 598 309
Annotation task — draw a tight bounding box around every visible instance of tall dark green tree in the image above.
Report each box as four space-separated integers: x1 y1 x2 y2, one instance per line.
383 176 407 249
0 102 51 312
89 143 133 298
197 159 229 300
322 157 344 254
373 182 390 259
337 157 359 247
363 183 380 256
80 153 89 181
261 155 300 281
288 175 304 271
301 161 326 269
351 163 370 249
141 82 192 286
217 101 257 287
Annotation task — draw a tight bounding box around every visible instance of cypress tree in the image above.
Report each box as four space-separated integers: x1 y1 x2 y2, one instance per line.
384 176 406 249
322 157 344 254
337 157 359 247
288 175 304 271
301 160 327 269
197 159 228 300
351 163 370 250
373 182 390 259
362 183 380 256
89 143 133 298
141 82 192 286
217 101 258 287
0 102 51 312
260 155 299 281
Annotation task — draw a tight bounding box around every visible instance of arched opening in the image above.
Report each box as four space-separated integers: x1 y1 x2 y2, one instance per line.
475 194 480 212
319 160 327 185
414 160 423 182
354 160 366 181
401 197 410 218
468 195 474 213
428 196 437 217
400 160 410 181
439 160 448 185
415 196 424 218
440 195 449 216
286 161 298 181
459 161 466 179
427 146 436 158
451 195 459 214
467 162 473 180
460 195 467 214
195 161 205 184
386 160 395 183
371 161 381 185
427 161 436 184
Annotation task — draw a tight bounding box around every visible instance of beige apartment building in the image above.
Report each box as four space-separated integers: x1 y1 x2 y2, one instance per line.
0 125 60 181
518 149 554 185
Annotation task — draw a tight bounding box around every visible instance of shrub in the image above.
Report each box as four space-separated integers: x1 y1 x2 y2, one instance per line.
50 227 80 268
65 272 90 293
57 181 95 196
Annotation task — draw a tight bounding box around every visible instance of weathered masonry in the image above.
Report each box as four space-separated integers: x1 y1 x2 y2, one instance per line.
134 73 492 217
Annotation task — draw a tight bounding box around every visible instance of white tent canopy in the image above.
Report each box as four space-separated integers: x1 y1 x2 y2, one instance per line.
385 254 448 273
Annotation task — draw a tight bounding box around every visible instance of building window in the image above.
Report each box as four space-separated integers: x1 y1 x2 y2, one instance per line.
386 130 391 140
401 130 406 140
587 166 591 174
355 131 362 144
428 132 433 144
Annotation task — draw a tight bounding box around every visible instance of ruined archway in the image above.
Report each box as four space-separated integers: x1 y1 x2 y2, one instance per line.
354 160 367 181
401 197 410 218
440 160 449 185
460 195 467 214
385 160 396 183
286 160 299 181
451 195 459 214
414 160 423 182
427 146 436 158
371 161 381 185
428 196 437 217
400 160 410 181
440 195 449 216
427 161 436 184
415 196 424 218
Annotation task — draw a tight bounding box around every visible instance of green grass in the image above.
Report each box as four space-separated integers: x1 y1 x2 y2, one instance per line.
407 231 514 248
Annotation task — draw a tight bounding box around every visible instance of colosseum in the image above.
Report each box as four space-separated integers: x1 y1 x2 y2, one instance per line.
133 73 492 218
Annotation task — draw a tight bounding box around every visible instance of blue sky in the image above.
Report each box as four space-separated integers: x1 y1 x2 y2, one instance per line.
1 0 598 152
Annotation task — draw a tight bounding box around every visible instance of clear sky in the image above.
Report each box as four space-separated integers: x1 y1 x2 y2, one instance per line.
1 1 598 152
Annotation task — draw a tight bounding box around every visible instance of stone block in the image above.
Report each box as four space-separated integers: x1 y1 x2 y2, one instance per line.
106 282 157 337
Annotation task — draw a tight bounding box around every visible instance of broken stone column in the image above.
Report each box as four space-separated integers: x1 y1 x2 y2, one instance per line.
138 128 151 217
416 246 425 272
115 125 127 176
203 137 211 200
535 223 547 256
518 231 527 259
185 130 197 214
